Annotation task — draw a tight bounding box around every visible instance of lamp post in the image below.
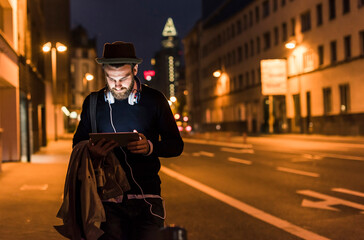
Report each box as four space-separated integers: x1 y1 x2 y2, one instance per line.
42 42 67 141
83 73 94 98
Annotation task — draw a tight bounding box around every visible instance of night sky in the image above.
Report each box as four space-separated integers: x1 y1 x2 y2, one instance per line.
71 0 202 76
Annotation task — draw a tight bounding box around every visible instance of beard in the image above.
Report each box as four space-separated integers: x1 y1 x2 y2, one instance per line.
107 77 135 100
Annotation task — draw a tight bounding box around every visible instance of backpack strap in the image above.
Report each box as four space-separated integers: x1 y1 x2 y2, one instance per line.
89 92 98 133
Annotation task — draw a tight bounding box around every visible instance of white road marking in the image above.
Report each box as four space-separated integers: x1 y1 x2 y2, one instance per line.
192 152 201 157
20 184 48 191
320 153 364 161
297 190 364 214
228 157 252 165
184 138 252 149
276 167 320 178
221 147 255 154
161 166 330 240
331 188 364 198
199 151 215 157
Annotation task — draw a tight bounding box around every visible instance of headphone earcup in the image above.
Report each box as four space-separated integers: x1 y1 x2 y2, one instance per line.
107 91 115 104
128 90 140 105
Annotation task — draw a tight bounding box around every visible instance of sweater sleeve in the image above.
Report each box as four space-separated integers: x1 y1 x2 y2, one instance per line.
153 93 184 157
73 95 92 147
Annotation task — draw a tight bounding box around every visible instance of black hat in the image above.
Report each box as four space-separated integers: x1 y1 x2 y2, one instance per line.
96 41 142 64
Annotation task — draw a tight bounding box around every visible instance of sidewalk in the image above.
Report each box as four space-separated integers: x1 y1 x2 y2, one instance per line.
0 139 72 240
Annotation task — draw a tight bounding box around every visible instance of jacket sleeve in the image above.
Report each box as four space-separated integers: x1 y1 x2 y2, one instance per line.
73 95 92 148
153 93 184 158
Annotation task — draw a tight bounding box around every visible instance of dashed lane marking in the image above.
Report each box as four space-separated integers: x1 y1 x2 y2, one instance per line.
228 157 252 165
221 147 255 154
191 151 215 157
331 188 364 198
320 153 364 161
20 184 48 191
276 167 320 178
161 166 330 240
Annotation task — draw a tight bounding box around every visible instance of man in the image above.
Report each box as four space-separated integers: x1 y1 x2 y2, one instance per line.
73 41 184 240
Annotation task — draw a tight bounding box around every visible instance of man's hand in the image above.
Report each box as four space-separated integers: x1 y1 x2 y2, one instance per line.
127 133 150 155
88 138 119 168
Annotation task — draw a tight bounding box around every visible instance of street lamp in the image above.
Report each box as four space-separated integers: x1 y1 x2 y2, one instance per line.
83 73 94 97
42 41 67 141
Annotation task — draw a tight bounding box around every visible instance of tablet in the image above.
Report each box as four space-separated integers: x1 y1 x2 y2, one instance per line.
89 132 140 146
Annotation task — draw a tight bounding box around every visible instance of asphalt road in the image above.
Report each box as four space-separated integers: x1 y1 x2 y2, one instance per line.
160 137 364 240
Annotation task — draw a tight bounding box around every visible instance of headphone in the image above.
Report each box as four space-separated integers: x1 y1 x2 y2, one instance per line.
104 76 142 105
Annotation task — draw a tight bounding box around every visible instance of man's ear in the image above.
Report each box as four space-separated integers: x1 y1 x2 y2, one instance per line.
133 64 138 75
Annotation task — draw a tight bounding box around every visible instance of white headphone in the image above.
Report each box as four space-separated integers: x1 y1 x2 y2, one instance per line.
104 77 141 105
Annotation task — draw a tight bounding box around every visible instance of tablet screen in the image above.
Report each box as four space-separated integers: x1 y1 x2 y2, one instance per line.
89 132 140 146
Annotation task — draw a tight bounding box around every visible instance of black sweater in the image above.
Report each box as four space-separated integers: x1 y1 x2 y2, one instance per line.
73 85 184 195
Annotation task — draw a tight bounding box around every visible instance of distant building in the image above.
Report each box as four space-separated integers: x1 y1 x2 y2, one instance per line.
184 0 364 135
69 25 103 132
153 18 184 102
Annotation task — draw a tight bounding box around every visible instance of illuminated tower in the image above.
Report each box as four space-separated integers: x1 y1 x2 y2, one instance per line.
153 18 183 101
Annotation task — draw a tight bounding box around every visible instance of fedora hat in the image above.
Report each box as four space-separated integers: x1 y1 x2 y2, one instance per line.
96 41 142 64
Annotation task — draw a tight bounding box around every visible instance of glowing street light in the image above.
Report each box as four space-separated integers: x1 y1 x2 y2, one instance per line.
170 96 177 103
42 41 67 141
213 70 222 78
85 73 94 81
285 40 296 49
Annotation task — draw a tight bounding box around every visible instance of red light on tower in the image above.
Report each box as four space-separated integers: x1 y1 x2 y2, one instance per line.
144 70 155 81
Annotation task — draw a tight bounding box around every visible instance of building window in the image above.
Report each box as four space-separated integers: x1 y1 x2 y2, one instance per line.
243 14 248 30
82 49 88 58
329 0 336 20
237 46 243 62
274 27 279 45
255 6 260 23
237 20 242 34
257 68 261 83
291 18 296 36
263 31 271 50
339 84 350 113
316 4 323 26
244 43 249 59
343 0 350 13
262 0 270 18
330 40 337 63
251 70 256 85
239 74 244 89
250 39 255 56
273 0 278 11
246 72 250 86
256 36 261 54
318 45 324 65
281 0 286 6
303 50 315 71
249 11 253 27
231 23 236 38
301 11 311 32
360 30 364 55
344 35 351 59
323 87 332 114
282 22 288 42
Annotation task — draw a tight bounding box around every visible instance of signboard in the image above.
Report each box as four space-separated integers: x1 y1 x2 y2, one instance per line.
260 59 287 95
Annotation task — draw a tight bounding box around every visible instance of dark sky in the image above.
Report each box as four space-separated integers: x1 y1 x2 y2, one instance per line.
71 0 202 76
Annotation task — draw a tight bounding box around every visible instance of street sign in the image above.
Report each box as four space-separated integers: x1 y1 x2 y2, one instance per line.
260 59 287 95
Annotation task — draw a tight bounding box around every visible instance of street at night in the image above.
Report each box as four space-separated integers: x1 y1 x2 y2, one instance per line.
161 135 364 240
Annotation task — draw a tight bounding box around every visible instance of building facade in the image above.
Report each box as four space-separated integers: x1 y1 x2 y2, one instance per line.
69 25 103 132
0 0 20 166
184 0 364 135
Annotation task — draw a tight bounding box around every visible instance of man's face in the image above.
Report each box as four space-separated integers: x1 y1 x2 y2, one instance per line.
104 64 138 100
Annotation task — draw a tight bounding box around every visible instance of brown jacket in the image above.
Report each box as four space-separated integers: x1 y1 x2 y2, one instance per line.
55 141 130 240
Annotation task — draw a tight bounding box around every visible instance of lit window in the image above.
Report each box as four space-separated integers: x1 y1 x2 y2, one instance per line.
339 84 350 113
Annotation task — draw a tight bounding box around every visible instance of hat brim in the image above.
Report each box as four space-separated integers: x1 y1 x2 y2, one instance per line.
95 58 142 64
